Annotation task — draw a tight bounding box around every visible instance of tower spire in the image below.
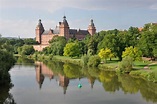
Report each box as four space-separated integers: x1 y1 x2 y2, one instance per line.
35 19 44 44
88 19 96 35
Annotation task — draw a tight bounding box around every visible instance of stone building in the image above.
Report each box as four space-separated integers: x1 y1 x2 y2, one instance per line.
34 16 96 51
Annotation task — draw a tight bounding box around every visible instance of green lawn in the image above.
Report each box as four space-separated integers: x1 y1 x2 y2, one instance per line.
53 55 81 65
133 61 151 69
99 58 119 70
149 63 157 70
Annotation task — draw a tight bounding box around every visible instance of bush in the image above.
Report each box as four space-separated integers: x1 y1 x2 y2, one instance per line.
118 56 133 73
18 45 35 55
81 54 89 66
147 71 157 83
87 55 101 67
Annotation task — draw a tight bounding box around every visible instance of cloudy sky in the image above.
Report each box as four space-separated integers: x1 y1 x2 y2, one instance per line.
0 0 157 38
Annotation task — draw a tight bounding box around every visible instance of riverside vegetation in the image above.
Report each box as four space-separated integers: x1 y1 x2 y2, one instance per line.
0 23 157 83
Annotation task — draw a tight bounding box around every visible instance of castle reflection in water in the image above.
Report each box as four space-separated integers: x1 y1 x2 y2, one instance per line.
35 62 93 94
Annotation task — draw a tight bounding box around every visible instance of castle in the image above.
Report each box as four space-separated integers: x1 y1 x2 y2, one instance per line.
34 16 96 51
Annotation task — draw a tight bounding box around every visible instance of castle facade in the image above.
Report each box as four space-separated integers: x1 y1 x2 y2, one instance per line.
35 16 96 45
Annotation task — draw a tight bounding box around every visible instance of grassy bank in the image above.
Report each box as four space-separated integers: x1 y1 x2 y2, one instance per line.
31 54 157 83
130 61 157 83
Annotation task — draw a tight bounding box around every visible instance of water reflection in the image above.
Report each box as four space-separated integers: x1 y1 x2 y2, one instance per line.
35 61 157 103
35 62 69 94
0 80 16 104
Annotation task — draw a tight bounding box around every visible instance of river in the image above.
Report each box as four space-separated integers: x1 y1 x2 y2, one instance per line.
1 59 157 104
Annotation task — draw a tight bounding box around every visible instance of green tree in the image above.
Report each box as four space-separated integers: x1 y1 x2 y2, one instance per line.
98 48 114 62
122 46 142 61
18 45 35 55
0 49 15 85
138 30 157 58
47 36 67 55
24 38 38 45
63 42 81 57
87 38 98 55
98 32 125 60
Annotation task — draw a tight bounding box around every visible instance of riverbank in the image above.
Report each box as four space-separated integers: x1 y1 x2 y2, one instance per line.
30 54 157 83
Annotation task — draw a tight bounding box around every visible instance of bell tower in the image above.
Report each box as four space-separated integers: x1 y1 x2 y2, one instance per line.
59 16 69 39
35 19 44 44
88 19 96 36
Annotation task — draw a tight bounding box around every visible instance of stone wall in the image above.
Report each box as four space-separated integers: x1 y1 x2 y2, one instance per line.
33 44 49 51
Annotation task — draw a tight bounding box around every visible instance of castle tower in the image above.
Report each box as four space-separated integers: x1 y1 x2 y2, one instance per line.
88 19 96 35
59 16 69 39
35 19 44 44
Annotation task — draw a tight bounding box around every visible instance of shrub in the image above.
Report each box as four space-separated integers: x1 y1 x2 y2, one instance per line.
118 56 133 73
147 71 157 83
49 54 53 60
81 54 89 66
87 55 101 67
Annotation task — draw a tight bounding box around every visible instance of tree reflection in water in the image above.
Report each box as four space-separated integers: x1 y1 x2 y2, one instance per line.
35 60 157 103
0 79 16 104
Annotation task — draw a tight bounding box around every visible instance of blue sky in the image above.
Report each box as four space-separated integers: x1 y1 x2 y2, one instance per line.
0 0 157 38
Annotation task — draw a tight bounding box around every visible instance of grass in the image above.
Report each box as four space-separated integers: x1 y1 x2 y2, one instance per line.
130 61 157 83
133 61 151 69
98 58 119 70
149 64 157 70
53 55 81 65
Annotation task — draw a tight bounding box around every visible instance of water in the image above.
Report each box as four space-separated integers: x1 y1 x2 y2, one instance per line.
1 60 157 104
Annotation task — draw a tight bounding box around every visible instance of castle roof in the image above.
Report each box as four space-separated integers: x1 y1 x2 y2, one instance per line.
69 29 89 35
42 26 60 35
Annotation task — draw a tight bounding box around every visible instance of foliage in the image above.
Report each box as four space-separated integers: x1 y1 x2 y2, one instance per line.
130 70 157 83
43 36 67 55
23 38 38 45
98 48 114 62
122 46 142 61
87 55 101 67
18 45 35 55
138 24 157 58
0 37 37 54
87 37 98 55
63 42 81 57
63 63 82 78
118 56 133 73
81 54 89 66
0 49 15 85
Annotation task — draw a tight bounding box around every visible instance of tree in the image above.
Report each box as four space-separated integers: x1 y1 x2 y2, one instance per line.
98 48 114 62
127 27 140 46
138 28 157 58
122 46 142 61
24 38 38 45
98 32 125 60
18 45 35 55
63 42 81 57
47 36 67 55
87 37 98 55
118 56 133 73
0 49 15 85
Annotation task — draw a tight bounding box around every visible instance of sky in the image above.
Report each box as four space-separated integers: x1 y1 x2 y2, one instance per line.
0 0 157 38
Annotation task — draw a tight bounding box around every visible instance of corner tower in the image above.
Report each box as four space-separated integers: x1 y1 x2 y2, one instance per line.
35 19 44 44
88 19 96 35
59 16 69 39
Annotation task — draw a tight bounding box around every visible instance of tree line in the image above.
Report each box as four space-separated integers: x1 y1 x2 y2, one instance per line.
41 23 157 61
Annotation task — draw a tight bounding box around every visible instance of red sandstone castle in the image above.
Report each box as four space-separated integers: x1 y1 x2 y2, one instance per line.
35 16 96 44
